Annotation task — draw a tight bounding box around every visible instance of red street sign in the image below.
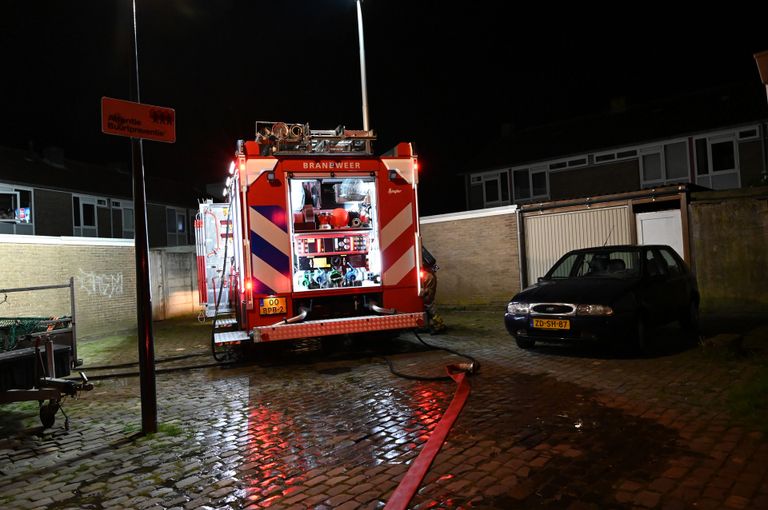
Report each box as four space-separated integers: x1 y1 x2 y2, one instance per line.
101 96 176 143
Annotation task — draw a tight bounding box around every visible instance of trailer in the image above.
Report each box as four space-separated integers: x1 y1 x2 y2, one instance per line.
195 122 426 355
0 279 93 429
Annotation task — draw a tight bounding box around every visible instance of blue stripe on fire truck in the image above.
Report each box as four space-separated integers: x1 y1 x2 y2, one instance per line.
249 205 291 295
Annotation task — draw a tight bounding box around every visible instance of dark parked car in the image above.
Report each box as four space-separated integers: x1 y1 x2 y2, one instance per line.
504 244 699 351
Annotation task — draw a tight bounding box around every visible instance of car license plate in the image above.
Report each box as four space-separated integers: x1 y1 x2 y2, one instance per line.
259 297 286 315
532 318 570 330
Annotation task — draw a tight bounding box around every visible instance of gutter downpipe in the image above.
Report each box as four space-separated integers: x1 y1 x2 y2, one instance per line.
516 207 527 290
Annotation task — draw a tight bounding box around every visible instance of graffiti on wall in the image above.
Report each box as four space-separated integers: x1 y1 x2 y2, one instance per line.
79 269 124 298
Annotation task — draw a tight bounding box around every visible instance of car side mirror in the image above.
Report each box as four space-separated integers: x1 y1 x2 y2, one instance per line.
537 277 546 283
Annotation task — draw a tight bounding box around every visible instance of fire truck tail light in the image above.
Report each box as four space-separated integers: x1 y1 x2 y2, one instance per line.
414 160 419 172
245 279 253 291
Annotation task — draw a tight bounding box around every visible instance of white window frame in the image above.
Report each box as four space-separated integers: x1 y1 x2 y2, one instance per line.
638 138 690 188
166 206 189 246
111 199 134 239
468 169 511 208
547 154 589 172
0 184 35 235
511 166 549 202
737 125 760 141
72 194 100 237
693 132 741 189
593 148 639 165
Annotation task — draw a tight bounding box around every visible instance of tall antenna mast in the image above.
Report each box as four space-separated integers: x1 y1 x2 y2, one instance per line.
355 0 370 131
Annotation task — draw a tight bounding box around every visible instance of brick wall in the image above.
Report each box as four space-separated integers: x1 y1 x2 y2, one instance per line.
0 235 136 338
420 207 520 306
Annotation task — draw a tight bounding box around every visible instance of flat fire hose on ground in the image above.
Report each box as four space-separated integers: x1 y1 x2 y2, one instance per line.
384 362 474 510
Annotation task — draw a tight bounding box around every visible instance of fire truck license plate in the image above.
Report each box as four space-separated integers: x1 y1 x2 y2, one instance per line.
259 297 286 315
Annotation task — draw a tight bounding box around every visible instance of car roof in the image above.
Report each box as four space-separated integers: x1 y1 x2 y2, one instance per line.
567 244 671 253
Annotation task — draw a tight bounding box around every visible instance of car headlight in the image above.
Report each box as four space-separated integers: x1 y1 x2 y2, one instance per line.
507 302 530 314
576 304 614 316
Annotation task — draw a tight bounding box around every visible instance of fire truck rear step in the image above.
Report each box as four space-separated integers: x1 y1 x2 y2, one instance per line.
214 317 238 328
214 330 250 345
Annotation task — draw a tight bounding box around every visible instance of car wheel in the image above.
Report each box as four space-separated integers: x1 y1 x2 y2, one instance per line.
680 301 701 346
515 336 535 349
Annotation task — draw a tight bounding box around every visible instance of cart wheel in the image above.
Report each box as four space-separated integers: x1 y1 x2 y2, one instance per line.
39 401 59 429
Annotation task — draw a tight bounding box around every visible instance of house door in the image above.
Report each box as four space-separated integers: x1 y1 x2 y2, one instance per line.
635 210 684 260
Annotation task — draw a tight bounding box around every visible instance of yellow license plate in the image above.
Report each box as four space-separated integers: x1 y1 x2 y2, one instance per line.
259 297 286 315
532 318 570 330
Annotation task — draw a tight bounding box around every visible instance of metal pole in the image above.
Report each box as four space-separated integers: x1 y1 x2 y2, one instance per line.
355 0 370 131
131 0 157 435
69 276 78 367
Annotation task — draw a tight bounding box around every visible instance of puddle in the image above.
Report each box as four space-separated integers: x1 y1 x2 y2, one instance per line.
411 369 687 508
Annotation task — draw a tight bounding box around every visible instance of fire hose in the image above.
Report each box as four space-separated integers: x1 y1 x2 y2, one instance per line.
383 331 478 510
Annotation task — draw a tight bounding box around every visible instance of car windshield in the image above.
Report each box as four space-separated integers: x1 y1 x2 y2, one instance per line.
546 249 641 279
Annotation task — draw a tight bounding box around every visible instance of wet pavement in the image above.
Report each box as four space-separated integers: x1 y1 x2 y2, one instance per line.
1 308 767 509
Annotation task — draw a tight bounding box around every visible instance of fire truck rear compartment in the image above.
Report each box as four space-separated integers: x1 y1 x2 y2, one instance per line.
293 292 384 321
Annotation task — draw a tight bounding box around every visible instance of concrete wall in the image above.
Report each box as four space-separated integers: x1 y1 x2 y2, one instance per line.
149 245 200 320
0 235 136 338
420 206 520 306
690 187 768 313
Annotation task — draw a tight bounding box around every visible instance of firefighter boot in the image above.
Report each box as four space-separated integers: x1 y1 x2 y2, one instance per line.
429 313 446 334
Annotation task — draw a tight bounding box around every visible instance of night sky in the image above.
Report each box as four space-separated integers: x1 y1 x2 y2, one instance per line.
2 2 766 215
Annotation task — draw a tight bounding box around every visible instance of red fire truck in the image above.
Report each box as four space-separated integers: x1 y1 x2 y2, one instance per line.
195 121 426 352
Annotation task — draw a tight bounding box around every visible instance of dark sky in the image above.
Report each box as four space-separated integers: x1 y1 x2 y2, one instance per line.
2 2 767 214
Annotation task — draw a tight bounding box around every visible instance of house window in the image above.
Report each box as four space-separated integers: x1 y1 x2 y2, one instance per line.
738 126 759 140
642 153 662 182
694 134 740 190
166 206 190 246
664 142 688 180
177 212 186 233
513 169 530 200
484 179 500 203
111 200 134 238
513 168 548 202
72 194 99 237
639 141 690 187
711 140 735 172
0 184 35 235
467 170 510 208
123 208 134 238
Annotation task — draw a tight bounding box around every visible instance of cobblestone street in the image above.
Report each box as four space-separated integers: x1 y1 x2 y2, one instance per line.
1 309 767 509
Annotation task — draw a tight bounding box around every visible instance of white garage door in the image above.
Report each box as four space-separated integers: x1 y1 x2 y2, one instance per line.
635 209 684 259
524 205 633 284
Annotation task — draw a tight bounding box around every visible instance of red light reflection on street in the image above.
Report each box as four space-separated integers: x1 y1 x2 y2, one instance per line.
242 405 311 506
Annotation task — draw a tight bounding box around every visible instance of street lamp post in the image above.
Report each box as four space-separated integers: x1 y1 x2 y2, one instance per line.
355 0 370 131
